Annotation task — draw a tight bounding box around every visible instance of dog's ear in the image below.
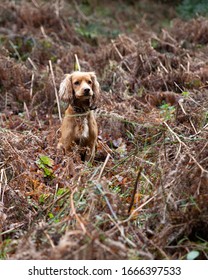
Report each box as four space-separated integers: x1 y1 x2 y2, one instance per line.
90 72 100 107
59 74 73 102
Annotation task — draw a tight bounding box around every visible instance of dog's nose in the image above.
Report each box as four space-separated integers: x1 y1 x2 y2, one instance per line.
84 88 90 96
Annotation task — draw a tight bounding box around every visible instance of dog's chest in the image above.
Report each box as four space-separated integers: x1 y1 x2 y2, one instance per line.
81 117 89 138
75 117 89 140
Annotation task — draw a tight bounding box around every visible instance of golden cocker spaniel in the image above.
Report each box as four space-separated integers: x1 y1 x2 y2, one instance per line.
57 71 100 162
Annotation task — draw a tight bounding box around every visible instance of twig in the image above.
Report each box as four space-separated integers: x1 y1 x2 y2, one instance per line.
49 60 62 122
74 54 81 71
180 64 186 72
164 121 208 174
125 195 156 223
178 99 197 134
175 142 182 159
187 61 190 73
96 183 118 221
44 230 55 248
190 123 208 137
107 214 137 248
9 40 21 60
128 167 142 214
141 171 154 187
70 188 87 234
97 153 110 181
0 168 7 203
0 222 25 236
174 82 184 93
23 102 30 119
42 189 70 212
29 72 35 99
53 183 59 204
111 40 131 72
159 61 169 73
40 26 48 39
98 139 114 156
28 58 37 71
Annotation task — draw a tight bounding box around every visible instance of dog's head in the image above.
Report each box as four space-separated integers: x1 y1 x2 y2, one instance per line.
59 71 100 108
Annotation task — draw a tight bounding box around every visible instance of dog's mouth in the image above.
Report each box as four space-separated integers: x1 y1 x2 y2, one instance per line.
75 93 93 100
73 88 93 99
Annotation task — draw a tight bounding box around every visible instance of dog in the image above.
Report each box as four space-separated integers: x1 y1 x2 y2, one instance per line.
57 71 100 162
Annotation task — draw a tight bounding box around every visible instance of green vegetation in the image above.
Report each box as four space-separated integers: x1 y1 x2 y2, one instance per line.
36 155 54 178
177 0 208 18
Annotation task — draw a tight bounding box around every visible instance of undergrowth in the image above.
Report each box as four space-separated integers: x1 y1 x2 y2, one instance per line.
0 0 208 260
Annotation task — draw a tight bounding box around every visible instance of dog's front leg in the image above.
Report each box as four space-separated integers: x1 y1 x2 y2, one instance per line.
85 111 98 162
57 106 76 153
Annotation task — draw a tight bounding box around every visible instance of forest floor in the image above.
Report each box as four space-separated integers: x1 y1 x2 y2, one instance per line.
0 0 208 260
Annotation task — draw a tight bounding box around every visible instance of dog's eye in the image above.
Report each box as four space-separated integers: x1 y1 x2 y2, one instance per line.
74 81 80 86
88 80 92 85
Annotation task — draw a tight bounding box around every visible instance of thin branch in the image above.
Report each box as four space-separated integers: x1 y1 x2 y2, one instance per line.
0 222 25 236
0 168 7 203
97 153 110 181
49 60 62 122
23 102 30 119
70 188 87 234
159 61 169 74
74 54 81 71
124 195 156 223
29 72 35 99
40 26 48 39
28 58 38 71
128 167 142 214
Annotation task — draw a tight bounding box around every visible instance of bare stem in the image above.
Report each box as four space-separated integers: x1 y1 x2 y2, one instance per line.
49 60 62 123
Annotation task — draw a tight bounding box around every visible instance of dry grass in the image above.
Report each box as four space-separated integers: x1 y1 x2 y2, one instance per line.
0 0 208 260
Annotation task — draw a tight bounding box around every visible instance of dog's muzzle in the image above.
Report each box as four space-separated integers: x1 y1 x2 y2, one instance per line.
84 88 91 96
